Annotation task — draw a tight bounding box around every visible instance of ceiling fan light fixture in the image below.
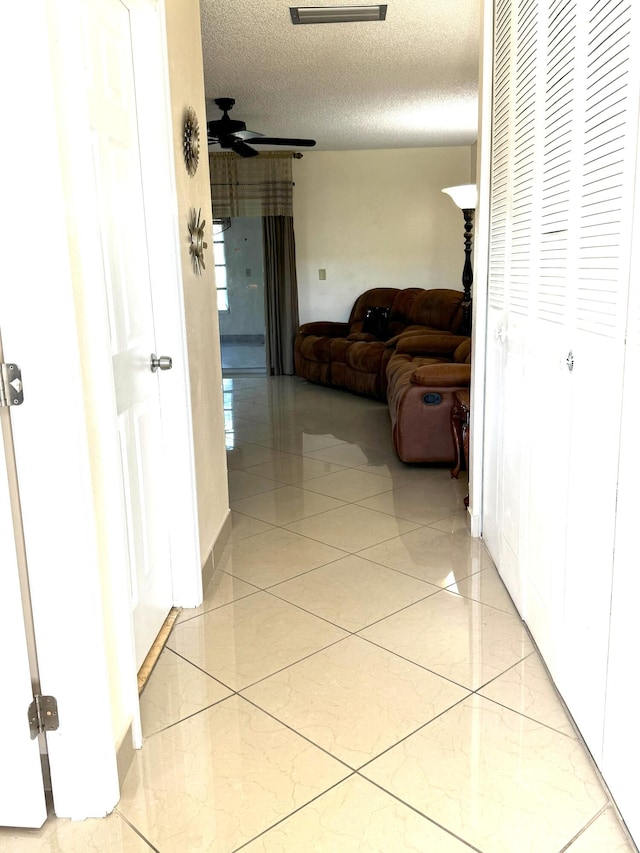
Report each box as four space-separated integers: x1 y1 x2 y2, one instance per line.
290 5 387 24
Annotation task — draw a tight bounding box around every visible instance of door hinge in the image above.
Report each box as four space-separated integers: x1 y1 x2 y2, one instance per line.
28 695 59 739
0 363 24 407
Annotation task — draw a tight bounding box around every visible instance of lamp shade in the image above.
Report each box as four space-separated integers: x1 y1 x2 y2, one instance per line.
442 184 477 210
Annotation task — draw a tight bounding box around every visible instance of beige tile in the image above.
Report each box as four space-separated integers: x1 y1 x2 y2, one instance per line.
231 485 345 525
231 401 272 423
217 527 347 587
565 808 636 852
357 484 463 525
270 554 439 631
175 570 259 624
359 589 533 690
354 458 433 484
242 775 472 851
119 696 350 852
303 468 393 502
262 431 346 453
306 443 375 468
232 423 281 446
363 695 607 853
479 653 577 736
428 510 472 535
227 469 279 501
227 511 275 542
167 592 348 690
286 504 420 552
243 636 468 768
359 525 490 586
360 459 462 480
0 810 152 851
140 649 232 737
227 443 290 470
447 566 518 615
243 455 346 484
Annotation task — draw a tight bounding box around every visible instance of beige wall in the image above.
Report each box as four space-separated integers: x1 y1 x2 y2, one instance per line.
293 147 474 324
165 0 229 566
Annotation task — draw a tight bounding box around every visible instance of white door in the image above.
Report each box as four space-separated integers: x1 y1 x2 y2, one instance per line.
0 375 47 828
83 0 174 667
483 0 637 767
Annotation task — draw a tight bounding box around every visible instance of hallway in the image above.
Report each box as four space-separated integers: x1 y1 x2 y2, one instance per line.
2 376 635 851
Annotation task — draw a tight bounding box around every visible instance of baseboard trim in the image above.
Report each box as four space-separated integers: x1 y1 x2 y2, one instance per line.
213 510 232 566
201 511 232 592
116 721 134 789
201 547 214 592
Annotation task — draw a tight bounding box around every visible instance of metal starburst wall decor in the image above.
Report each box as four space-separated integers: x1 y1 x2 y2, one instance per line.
182 106 200 177
188 208 208 275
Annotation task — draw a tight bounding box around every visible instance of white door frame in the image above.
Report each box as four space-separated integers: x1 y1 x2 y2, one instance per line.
0 0 200 819
468 0 494 539
0 373 48 828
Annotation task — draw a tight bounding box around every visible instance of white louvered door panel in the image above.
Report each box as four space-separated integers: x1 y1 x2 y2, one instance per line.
484 0 541 605
483 0 639 774
482 0 514 566
501 0 541 573
524 0 576 672
602 128 640 839
559 0 638 759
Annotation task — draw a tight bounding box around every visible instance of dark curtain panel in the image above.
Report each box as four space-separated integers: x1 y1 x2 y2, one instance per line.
262 216 299 376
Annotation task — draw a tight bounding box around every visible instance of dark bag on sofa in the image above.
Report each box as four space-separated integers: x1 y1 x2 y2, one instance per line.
362 306 390 339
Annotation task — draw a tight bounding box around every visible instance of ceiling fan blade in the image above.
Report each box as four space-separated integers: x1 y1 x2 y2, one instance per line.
248 137 317 147
232 130 264 140
230 138 259 158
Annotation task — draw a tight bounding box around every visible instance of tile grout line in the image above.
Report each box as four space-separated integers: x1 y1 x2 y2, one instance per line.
115 810 161 852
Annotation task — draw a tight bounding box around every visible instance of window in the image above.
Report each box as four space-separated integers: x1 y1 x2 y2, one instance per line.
213 219 229 312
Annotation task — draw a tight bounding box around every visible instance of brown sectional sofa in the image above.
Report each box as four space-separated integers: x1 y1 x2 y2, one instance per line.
294 287 465 400
294 287 471 465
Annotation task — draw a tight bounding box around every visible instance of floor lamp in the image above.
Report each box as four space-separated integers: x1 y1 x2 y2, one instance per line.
442 184 478 336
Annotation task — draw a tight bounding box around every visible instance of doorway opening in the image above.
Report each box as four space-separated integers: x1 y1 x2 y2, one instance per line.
215 217 267 375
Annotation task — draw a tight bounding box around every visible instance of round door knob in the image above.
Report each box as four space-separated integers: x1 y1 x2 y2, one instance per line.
150 354 173 373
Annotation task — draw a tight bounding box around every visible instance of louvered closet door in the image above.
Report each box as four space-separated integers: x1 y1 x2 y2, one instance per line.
483 0 522 600
558 0 638 755
524 0 576 674
484 0 639 760
602 160 640 842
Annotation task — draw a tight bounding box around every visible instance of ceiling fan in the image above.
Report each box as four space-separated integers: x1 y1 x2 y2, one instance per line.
207 98 317 158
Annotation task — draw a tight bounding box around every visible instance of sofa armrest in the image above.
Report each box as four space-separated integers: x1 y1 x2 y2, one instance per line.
297 321 350 337
396 334 470 356
385 328 442 348
410 363 471 387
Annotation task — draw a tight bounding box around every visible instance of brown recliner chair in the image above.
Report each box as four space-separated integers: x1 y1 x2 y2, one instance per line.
386 334 472 463
294 287 464 400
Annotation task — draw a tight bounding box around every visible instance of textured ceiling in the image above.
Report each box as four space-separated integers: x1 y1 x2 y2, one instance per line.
200 0 481 152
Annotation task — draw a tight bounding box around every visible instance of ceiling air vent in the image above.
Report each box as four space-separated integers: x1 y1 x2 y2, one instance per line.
290 5 387 24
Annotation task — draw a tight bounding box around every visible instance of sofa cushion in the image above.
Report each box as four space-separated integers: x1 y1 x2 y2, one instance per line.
298 321 350 337
298 335 333 363
395 334 470 356
454 338 472 364
347 332 379 342
346 340 387 373
328 337 351 363
407 289 465 334
411 363 472 386
387 288 423 338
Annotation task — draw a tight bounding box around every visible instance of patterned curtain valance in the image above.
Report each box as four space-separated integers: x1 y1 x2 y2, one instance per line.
209 152 294 218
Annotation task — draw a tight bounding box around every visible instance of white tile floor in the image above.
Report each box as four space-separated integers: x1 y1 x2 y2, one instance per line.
3 376 637 852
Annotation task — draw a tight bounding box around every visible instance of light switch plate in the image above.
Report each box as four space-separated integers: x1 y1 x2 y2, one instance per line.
319 268 326 280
